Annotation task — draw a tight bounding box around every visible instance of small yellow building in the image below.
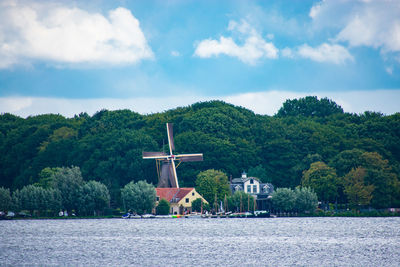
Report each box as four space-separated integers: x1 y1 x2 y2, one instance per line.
156 187 208 215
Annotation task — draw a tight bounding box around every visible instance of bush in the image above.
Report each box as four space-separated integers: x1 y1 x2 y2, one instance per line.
156 199 170 215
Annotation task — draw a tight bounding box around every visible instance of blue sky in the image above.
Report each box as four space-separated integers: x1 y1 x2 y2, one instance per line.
0 0 399 117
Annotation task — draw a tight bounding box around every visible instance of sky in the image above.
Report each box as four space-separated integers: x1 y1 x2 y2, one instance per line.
0 0 399 117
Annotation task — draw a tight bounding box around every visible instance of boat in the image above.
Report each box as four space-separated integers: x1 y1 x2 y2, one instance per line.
0 211 12 220
122 213 141 219
154 215 172 219
142 214 156 219
188 213 202 218
254 210 270 218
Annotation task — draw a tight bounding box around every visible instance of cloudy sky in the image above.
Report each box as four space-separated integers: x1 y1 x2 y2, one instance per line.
0 0 399 117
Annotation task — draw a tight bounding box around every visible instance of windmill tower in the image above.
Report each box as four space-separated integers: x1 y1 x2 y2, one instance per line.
142 123 203 188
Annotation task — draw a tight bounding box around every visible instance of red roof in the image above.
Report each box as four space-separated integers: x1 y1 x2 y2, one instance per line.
156 187 194 203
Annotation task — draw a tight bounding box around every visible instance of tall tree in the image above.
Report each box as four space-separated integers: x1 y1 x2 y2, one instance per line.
0 187 11 212
195 169 230 204
79 181 110 216
271 188 296 212
360 152 400 208
294 187 318 213
248 165 270 183
277 96 344 117
121 180 156 215
302 161 339 206
51 166 84 214
343 167 374 209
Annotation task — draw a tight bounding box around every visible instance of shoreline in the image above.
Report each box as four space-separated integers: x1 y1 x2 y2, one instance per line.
3 213 400 220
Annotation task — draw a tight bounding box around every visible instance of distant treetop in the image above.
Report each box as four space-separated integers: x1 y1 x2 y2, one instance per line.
277 96 344 117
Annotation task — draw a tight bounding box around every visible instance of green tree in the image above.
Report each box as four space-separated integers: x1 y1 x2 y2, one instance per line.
360 152 399 208
79 181 110 216
51 166 84 214
121 180 156 215
47 188 62 215
343 167 374 209
277 96 344 117
302 161 339 207
294 187 318 213
329 149 365 177
11 189 21 212
35 167 61 189
248 165 270 183
195 169 230 204
19 185 51 215
0 187 12 212
271 188 296 212
191 198 203 213
156 198 170 215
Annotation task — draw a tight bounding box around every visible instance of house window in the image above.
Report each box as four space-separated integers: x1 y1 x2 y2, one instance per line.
247 185 251 193
253 185 257 193
192 192 195 196
263 185 270 193
156 196 160 201
185 198 189 203
250 179 254 184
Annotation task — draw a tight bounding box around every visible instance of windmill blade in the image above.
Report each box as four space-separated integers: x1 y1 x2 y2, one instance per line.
176 153 203 162
169 161 179 188
166 123 175 153
142 151 167 158
142 151 167 157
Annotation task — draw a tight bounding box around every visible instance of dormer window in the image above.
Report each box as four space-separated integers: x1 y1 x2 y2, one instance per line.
263 185 270 193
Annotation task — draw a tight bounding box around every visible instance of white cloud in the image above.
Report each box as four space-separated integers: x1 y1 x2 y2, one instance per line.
171 50 180 57
0 1 153 68
310 0 400 53
385 66 394 75
309 1 322 19
297 43 353 64
266 33 274 40
281 47 294 58
0 96 210 118
194 20 278 65
1 90 399 118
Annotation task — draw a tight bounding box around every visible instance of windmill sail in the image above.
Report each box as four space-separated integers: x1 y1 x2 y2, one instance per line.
142 151 167 158
176 154 203 162
142 123 203 188
167 123 175 152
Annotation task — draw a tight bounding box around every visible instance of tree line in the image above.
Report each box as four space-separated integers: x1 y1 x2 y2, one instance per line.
0 96 399 210
0 167 110 216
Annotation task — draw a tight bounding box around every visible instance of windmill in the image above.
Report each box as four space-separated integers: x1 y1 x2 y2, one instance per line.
142 123 203 188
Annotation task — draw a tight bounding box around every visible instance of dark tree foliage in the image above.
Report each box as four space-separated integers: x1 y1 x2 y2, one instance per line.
277 96 344 117
1 98 399 208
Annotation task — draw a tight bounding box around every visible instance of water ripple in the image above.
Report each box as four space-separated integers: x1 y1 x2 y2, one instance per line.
0 217 399 266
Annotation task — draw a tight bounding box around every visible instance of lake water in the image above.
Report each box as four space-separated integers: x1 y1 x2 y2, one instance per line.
1 217 399 266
